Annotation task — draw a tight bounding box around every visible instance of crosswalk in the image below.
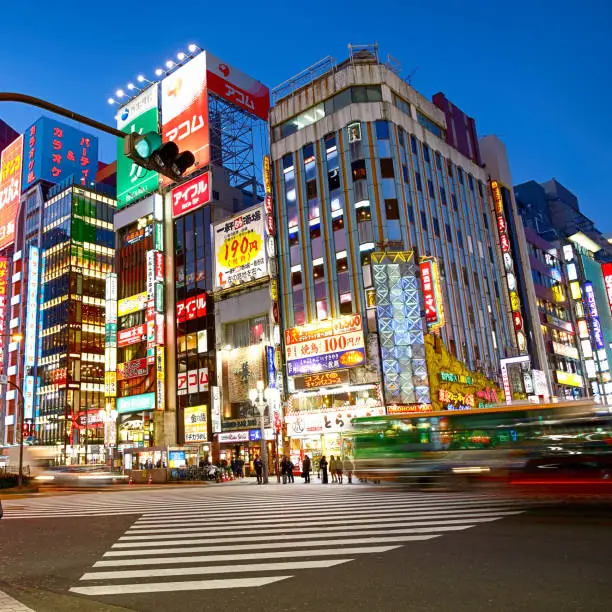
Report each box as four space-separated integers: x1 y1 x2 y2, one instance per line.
60 487 523 598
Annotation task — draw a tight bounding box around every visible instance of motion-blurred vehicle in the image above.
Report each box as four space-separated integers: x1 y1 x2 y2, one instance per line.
34 465 128 486
350 399 606 490
509 453 612 498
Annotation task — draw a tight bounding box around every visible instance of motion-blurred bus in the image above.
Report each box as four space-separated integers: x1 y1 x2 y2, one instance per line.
350 400 611 488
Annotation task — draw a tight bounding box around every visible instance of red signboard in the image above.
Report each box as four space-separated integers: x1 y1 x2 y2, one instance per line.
171 172 210 218
154 251 164 281
0 136 23 250
185 296 196 321
161 52 209 185
117 324 147 348
196 293 207 318
117 358 148 381
205 52 270 122
602 263 612 315
419 261 437 325
0 256 9 367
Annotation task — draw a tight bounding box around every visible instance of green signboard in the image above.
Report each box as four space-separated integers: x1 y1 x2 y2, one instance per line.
116 85 159 210
117 392 156 414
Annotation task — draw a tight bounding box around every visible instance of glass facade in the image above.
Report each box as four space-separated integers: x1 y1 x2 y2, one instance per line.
37 184 115 456
272 68 515 381
174 207 215 442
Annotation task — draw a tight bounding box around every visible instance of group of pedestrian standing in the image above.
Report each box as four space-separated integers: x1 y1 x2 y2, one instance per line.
310 455 354 484
280 456 295 483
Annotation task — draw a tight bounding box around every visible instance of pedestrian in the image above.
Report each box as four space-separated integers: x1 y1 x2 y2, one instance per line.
288 458 295 483
343 456 354 484
336 457 344 484
302 455 311 483
237 456 244 479
319 455 329 484
254 455 263 484
329 455 337 483
281 456 289 484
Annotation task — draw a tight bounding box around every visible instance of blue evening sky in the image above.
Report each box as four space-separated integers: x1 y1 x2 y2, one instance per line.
1 0 610 229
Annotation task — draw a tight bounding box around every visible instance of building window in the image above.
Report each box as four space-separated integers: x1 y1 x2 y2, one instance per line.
408 205 415 224
351 159 367 182
415 172 423 192
445 224 452 242
433 217 440 237
428 179 435 198
423 145 430 163
416 111 445 139
385 199 400 221
380 158 394 179
420 211 428 231
291 270 302 286
375 120 390 140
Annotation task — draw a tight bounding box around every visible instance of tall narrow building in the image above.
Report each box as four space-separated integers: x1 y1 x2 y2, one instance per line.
270 46 516 459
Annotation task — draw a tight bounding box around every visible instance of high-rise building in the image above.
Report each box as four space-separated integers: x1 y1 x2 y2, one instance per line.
37 178 116 461
270 46 515 457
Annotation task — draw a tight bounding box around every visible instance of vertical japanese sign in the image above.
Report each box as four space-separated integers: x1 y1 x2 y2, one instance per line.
21 118 98 190
104 273 118 397
0 135 23 250
583 281 605 350
116 85 160 209
24 246 40 367
490 180 527 354
0 257 8 369
161 52 209 184
602 263 612 316
156 346 165 411
419 258 444 330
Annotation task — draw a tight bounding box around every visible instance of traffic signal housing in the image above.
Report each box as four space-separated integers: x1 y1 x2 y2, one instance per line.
124 132 196 182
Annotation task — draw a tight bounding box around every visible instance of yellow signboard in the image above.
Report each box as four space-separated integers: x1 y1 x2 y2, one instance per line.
184 405 208 443
555 370 583 388
118 291 148 317
104 371 117 398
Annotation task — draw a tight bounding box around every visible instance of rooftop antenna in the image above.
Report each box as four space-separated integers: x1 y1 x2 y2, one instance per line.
406 66 419 86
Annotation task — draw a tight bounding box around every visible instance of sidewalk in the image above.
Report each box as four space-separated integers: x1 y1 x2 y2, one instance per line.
0 589 34 612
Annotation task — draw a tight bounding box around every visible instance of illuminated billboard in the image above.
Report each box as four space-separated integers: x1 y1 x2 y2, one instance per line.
419 258 445 330
0 257 8 367
184 405 208 443
21 117 98 190
213 205 267 290
0 135 23 250
284 315 366 376
116 85 160 209
161 52 209 182
372 251 431 407
171 172 210 218
602 262 612 316
205 52 270 121
24 246 40 367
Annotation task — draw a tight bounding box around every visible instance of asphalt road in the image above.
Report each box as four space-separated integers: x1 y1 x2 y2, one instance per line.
1 484 611 612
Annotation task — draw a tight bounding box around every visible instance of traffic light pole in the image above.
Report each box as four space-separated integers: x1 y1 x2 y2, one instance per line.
4 379 26 488
0 92 125 139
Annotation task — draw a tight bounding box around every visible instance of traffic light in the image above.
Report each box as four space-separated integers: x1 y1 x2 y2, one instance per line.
124 132 196 182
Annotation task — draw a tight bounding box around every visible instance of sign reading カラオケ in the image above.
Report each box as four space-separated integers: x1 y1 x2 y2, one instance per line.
213 205 267 290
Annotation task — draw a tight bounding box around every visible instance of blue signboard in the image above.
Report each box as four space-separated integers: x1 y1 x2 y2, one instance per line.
21 117 99 191
266 345 276 388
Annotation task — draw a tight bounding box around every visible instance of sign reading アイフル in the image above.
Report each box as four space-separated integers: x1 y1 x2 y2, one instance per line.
213 205 267 290
116 85 160 209
171 172 210 218
161 52 209 185
285 315 366 376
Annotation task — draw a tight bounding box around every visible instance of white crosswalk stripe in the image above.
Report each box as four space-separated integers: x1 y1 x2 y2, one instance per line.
64 487 522 598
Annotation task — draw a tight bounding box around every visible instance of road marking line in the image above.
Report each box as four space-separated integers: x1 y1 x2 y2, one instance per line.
103 535 440 557
112 525 473 549
93 545 401 568
81 558 351 581
122 513 521 538
69 575 291 595
134 502 523 525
